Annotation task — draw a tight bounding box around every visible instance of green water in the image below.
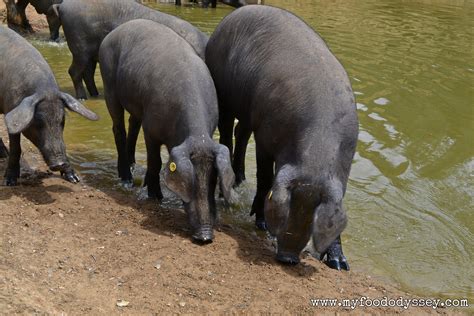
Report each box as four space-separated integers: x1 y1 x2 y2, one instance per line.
29 0 473 302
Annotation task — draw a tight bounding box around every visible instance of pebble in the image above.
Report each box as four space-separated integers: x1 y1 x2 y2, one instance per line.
116 299 129 307
58 213 64 218
178 301 186 307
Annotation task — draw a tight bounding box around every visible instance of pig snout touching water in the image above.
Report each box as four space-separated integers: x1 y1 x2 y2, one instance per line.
99 19 234 243
206 6 358 269
0 26 99 185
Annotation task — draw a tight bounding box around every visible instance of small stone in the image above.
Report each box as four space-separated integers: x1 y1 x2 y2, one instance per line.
155 262 161 270
115 229 129 236
178 301 186 307
116 299 129 307
58 213 64 218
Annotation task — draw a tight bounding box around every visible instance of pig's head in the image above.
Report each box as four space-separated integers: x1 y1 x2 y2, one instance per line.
4 92 98 176
264 165 348 264
163 138 234 243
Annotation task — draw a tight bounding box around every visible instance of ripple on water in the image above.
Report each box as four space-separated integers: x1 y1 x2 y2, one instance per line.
374 97 390 105
356 102 368 111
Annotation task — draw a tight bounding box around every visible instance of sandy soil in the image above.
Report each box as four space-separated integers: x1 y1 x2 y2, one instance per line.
0 2 466 315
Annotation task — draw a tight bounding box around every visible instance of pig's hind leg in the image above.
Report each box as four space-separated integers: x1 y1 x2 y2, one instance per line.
250 143 274 230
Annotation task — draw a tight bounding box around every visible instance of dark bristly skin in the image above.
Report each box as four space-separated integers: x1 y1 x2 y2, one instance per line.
28 0 62 41
189 0 246 8
0 26 99 186
0 138 8 158
206 6 358 269
55 0 209 100
99 19 234 243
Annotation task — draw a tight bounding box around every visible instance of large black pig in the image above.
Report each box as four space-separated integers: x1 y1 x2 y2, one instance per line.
206 6 358 269
99 19 234 243
54 0 209 100
0 26 98 185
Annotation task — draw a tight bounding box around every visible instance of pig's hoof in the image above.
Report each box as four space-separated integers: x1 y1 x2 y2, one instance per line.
326 256 349 271
147 189 163 200
320 252 350 271
255 218 267 231
62 171 80 183
5 176 18 186
192 226 214 244
276 252 300 265
121 180 133 188
320 240 350 271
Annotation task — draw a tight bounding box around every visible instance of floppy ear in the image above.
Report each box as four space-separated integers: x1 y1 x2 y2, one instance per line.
264 164 296 236
312 180 347 253
4 94 43 134
60 92 99 121
50 3 60 17
213 144 234 202
163 143 194 203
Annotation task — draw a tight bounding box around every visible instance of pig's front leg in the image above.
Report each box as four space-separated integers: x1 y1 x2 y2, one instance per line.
4 133 21 186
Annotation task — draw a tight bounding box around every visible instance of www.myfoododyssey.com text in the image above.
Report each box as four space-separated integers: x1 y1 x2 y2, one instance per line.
310 296 469 310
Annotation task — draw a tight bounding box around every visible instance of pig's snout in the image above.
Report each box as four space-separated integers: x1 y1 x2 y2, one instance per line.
276 250 300 265
192 225 214 244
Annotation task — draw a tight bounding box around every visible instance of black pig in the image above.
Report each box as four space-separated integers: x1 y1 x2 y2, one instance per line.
99 20 234 242
206 6 358 269
0 26 98 185
53 0 209 100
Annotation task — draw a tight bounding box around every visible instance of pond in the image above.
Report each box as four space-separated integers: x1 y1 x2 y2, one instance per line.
28 0 473 302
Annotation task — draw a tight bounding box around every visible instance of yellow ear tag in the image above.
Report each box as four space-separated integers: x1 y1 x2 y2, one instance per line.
169 162 177 172
268 190 273 200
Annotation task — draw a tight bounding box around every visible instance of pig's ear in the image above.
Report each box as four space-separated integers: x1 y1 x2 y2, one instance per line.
312 180 347 253
4 94 43 134
213 144 235 203
50 4 60 17
60 92 99 121
163 143 194 203
264 164 296 236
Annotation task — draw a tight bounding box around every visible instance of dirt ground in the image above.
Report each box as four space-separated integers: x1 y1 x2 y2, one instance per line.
0 3 466 315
